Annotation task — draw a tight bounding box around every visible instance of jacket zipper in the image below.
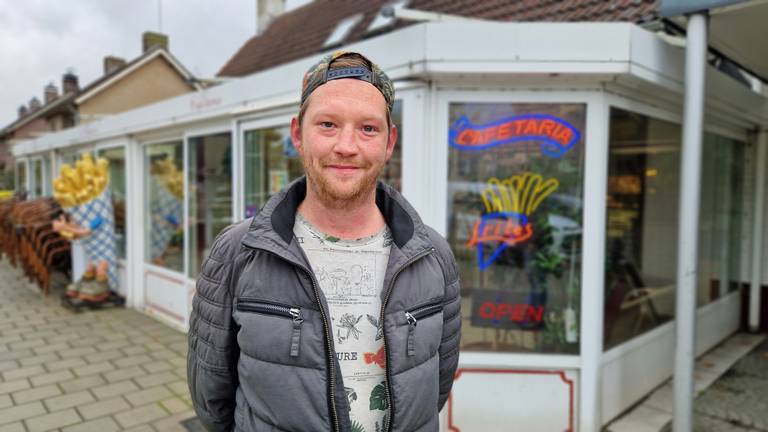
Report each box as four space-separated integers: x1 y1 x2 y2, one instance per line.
242 247 341 432
380 247 435 432
236 300 304 357
404 300 443 357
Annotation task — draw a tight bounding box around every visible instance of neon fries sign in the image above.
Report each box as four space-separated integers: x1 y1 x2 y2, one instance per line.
468 173 559 270
449 114 580 158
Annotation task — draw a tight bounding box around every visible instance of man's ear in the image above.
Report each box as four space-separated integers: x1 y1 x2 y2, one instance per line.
385 124 398 161
290 117 303 154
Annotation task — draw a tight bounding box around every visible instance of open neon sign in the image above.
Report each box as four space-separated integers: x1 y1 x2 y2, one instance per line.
449 114 580 158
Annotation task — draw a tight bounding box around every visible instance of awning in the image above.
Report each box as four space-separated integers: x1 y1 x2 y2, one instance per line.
662 0 768 82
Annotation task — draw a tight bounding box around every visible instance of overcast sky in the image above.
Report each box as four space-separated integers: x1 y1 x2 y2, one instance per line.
0 0 311 126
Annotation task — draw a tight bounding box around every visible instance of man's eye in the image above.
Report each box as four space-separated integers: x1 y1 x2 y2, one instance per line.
362 125 377 133
320 121 334 128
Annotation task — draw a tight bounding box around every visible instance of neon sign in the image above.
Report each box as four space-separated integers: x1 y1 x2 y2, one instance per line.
471 289 545 329
468 173 559 270
449 114 580 158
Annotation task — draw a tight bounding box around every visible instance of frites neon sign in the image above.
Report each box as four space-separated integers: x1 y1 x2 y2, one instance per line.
449 114 580 158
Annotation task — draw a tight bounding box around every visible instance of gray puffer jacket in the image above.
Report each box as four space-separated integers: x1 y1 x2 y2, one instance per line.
188 177 461 432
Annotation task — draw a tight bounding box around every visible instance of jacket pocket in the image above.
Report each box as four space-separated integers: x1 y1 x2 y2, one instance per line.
405 299 443 357
236 299 303 357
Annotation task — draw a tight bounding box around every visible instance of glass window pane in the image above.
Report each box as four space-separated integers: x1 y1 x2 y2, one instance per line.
42 156 52 196
605 108 681 349
188 133 232 278
16 161 26 193
447 102 586 354
144 142 184 272
98 147 127 260
244 126 303 218
33 160 43 197
381 99 403 191
697 134 745 305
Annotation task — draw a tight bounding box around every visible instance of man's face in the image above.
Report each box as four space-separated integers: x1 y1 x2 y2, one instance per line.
291 78 397 207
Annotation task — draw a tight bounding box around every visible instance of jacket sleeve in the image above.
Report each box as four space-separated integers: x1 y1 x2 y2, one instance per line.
434 238 461 412
187 223 243 431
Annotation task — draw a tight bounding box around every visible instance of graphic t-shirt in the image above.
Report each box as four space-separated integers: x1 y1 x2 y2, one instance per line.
294 213 392 432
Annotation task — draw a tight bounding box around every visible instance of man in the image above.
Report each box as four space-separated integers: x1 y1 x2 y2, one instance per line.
188 51 461 432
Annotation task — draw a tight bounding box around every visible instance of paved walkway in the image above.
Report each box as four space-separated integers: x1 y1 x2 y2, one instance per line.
693 336 768 431
0 258 198 432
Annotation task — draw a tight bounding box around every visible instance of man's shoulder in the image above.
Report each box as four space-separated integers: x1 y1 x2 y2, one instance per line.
208 218 253 263
421 224 458 283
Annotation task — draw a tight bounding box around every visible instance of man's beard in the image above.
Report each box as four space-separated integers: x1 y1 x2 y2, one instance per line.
301 154 382 210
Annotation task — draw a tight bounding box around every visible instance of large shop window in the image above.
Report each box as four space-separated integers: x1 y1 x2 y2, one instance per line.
604 108 746 349
243 101 404 218
144 141 184 272
97 147 127 260
188 133 232 278
15 161 26 193
447 102 586 354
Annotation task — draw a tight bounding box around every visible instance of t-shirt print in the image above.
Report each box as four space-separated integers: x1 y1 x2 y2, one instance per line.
294 213 393 432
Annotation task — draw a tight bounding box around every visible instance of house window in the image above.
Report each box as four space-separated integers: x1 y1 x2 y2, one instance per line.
15 160 27 194
97 147 127 260
187 132 232 278
144 141 184 272
32 159 43 198
447 102 586 354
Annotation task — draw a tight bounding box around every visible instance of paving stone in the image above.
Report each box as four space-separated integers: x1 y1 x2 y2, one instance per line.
122 425 156 432
30 369 75 387
0 422 25 432
148 349 176 360
11 384 61 404
77 396 131 420
72 361 114 377
0 380 30 395
121 345 149 356
114 354 153 368
0 401 47 426
91 380 140 400
69 336 108 348
19 353 60 367
0 360 19 372
141 360 174 373
61 416 121 432
45 357 87 372
58 375 107 393
43 390 94 412
0 335 23 345
33 342 70 355
85 349 123 364
96 340 132 352
103 366 146 383
151 410 197 431
0 394 11 409
125 385 173 407
59 347 98 359
114 403 167 428
160 397 189 414
25 408 82 432
8 338 46 351
165 381 189 397
2 365 45 381
135 371 179 389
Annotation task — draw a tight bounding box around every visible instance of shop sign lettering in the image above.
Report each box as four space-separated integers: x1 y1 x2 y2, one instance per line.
449 114 580 158
471 290 545 329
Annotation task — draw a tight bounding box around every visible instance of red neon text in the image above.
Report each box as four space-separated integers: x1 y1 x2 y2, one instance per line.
456 118 573 148
477 302 545 323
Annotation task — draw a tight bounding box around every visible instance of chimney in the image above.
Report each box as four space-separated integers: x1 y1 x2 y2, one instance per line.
103 56 126 75
62 71 79 94
29 97 42 112
257 0 285 34
44 82 59 104
18 105 28 118
142 31 168 52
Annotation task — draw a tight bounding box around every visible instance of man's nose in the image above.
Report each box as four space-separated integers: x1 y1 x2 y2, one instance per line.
333 125 358 156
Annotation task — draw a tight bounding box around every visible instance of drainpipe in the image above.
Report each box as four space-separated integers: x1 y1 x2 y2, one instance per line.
673 11 708 432
750 130 767 332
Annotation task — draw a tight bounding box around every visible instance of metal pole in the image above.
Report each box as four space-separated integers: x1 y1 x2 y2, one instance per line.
674 12 708 432
750 131 767 332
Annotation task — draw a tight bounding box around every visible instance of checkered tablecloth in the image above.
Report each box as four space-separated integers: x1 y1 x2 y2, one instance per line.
69 189 118 291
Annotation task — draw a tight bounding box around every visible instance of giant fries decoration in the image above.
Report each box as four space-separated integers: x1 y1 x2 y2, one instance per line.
53 153 110 208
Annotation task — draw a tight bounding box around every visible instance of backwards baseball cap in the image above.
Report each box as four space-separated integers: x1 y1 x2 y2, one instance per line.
301 51 394 112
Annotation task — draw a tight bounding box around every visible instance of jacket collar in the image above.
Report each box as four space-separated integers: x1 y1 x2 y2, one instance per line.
241 176 432 259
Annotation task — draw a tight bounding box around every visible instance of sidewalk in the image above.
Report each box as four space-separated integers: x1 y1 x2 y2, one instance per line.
0 258 198 432
693 336 768 431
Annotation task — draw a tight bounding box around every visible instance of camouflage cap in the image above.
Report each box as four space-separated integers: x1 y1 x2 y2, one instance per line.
301 51 394 112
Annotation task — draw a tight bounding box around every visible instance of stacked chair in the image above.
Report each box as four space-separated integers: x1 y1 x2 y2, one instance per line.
1 196 72 295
